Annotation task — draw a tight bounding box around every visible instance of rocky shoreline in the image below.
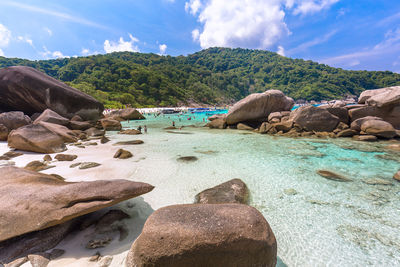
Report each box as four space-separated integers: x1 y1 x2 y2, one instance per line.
0 65 399 266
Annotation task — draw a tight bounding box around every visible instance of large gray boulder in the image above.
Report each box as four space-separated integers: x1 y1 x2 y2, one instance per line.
290 105 340 132
105 108 145 121
226 90 294 125
0 66 104 120
126 204 277 267
33 109 69 126
8 124 67 153
353 87 400 129
0 167 154 242
360 119 397 139
194 179 249 204
0 111 31 131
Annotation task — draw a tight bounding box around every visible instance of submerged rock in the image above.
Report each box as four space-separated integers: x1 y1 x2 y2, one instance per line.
194 179 249 204
352 135 378 142
126 204 277 267
0 167 154 242
119 129 142 135
394 170 400 182
0 66 104 120
79 162 101 169
317 170 352 182
113 140 144 146
177 156 198 162
237 123 254 131
362 178 393 186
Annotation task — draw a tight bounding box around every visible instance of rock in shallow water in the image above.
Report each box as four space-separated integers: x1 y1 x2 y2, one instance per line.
0 167 154 242
126 204 277 267
177 156 198 162
194 179 249 204
317 170 352 182
113 140 144 145
54 154 78 161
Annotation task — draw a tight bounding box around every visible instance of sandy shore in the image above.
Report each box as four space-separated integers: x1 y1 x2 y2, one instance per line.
0 138 159 267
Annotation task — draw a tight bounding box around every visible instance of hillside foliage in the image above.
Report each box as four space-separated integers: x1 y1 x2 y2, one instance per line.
1 47 400 108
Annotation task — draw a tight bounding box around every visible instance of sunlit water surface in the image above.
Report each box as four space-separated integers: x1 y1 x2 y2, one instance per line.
108 111 400 267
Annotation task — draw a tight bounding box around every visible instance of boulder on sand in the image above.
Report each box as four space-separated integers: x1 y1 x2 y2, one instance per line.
105 108 145 121
33 109 69 126
290 106 340 132
8 124 66 153
0 66 104 120
0 124 8 141
0 167 154 242
226 90 294 125
194 179 249 204
0 111 32 132
38 121 78 143
126 204 277 267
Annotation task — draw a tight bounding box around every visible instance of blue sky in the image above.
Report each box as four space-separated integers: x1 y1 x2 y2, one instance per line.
0 0 399 72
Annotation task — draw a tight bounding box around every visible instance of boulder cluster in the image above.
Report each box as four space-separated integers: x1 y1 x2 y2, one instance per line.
0 66 278 267
207 87 400 142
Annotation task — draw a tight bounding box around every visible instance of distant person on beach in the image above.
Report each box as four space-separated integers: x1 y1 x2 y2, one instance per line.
138 125 142 132
144 125 147 133
172 121 175 127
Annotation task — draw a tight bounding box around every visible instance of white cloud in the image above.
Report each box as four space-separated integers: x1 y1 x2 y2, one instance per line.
0 24 11 47
277 46 285 56
288 29 337 54
104 34 140 53
291 0 340 15
192 29 200 41
187 0 289 50
0 48 4 57
322 27 400 67
159 44 167 55
17 36 34 47
185 0 202 15
1 1 108 29
81 48 90 56
43 27 52 36
40 46 69 59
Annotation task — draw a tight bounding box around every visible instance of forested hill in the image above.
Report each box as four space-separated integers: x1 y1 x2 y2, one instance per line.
1 47 400 108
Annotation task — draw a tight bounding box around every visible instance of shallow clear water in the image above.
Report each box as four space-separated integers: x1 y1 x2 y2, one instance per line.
110 112 400 267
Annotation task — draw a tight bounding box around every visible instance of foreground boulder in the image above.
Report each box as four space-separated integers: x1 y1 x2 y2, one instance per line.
126 204 277 267
290 106 340 132
0 167 154 242
0 66 104 120
105 108 145 121
226 90 294 125
194 179 249 204
8 124 66 153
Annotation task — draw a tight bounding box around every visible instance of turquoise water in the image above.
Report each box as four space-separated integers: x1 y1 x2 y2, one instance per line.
111 113 400 266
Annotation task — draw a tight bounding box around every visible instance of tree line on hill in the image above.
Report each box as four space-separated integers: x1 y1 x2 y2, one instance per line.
1 47 399 108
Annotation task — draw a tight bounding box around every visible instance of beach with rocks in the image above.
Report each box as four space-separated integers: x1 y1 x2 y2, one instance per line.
0 66 400 267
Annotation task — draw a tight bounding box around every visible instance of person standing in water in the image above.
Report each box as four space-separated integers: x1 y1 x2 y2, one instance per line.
172 121 175 127
137 125 142 132
144 125 147 133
